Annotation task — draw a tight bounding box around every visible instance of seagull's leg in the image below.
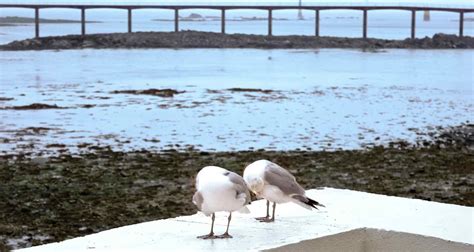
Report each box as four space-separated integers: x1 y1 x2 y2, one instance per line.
270 202 276 221
259 202 276 223
197 213 217 239
216 212 233 239
256 200 270 221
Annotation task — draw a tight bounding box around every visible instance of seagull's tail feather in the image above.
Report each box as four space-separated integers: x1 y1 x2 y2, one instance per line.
292 195 325 210
306 197 325 209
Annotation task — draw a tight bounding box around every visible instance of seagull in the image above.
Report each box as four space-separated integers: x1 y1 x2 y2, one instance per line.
193 166 251 239
243 160 324 222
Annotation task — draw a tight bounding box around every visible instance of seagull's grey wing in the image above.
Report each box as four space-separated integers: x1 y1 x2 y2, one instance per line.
225 171 251 205
263 162 306 196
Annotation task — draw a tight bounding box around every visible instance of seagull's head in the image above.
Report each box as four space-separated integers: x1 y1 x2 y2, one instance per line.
246 177 264 195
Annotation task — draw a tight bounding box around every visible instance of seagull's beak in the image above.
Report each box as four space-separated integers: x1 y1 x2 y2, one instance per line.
249 191 258 201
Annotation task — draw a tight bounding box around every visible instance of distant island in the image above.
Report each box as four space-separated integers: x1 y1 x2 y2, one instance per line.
0 16 101 26
153 13 288 22
451 17 474 22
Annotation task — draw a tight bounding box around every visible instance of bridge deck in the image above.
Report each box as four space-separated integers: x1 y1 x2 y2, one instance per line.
0 4 473 12
1 4 472 40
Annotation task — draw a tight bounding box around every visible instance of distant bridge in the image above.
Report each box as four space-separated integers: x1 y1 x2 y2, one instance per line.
1 3 473 39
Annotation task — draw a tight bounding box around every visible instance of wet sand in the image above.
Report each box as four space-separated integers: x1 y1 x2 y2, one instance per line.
266 228 474 252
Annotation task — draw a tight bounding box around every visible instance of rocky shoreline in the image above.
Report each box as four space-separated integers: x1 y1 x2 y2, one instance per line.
0 124 473 250
1 31 473 50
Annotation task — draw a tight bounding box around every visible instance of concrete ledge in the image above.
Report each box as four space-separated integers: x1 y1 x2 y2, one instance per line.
16 188 473 252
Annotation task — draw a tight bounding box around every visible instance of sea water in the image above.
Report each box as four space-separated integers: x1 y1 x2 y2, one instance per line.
0 48 472 154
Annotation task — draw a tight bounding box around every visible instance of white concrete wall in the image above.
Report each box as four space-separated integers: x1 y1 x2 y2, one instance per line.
16 188 474 252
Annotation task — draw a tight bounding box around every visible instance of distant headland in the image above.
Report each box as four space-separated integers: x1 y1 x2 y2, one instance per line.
0 16 101 26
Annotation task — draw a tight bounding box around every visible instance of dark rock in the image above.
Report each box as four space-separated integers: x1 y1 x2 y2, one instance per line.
1 32 472 51
110 89 184 98
227 88 274 94
50 39 71 49
2 103 66 110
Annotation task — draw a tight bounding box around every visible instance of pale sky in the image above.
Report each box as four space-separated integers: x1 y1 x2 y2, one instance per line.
0 0 473 5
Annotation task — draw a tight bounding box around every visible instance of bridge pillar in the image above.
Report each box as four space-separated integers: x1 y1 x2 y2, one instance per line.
175 9 179 32
459 11 464 37
128 8 132 33
81 8 86 36
362 9 367 39
268 9 272 36
411 10 416 39
221 9 225 34
315 9 320 37
35 7 39 38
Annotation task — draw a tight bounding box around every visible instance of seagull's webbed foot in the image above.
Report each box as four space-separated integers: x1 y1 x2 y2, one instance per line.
215 232 233 239
255 216 270 221
197 233 217 239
